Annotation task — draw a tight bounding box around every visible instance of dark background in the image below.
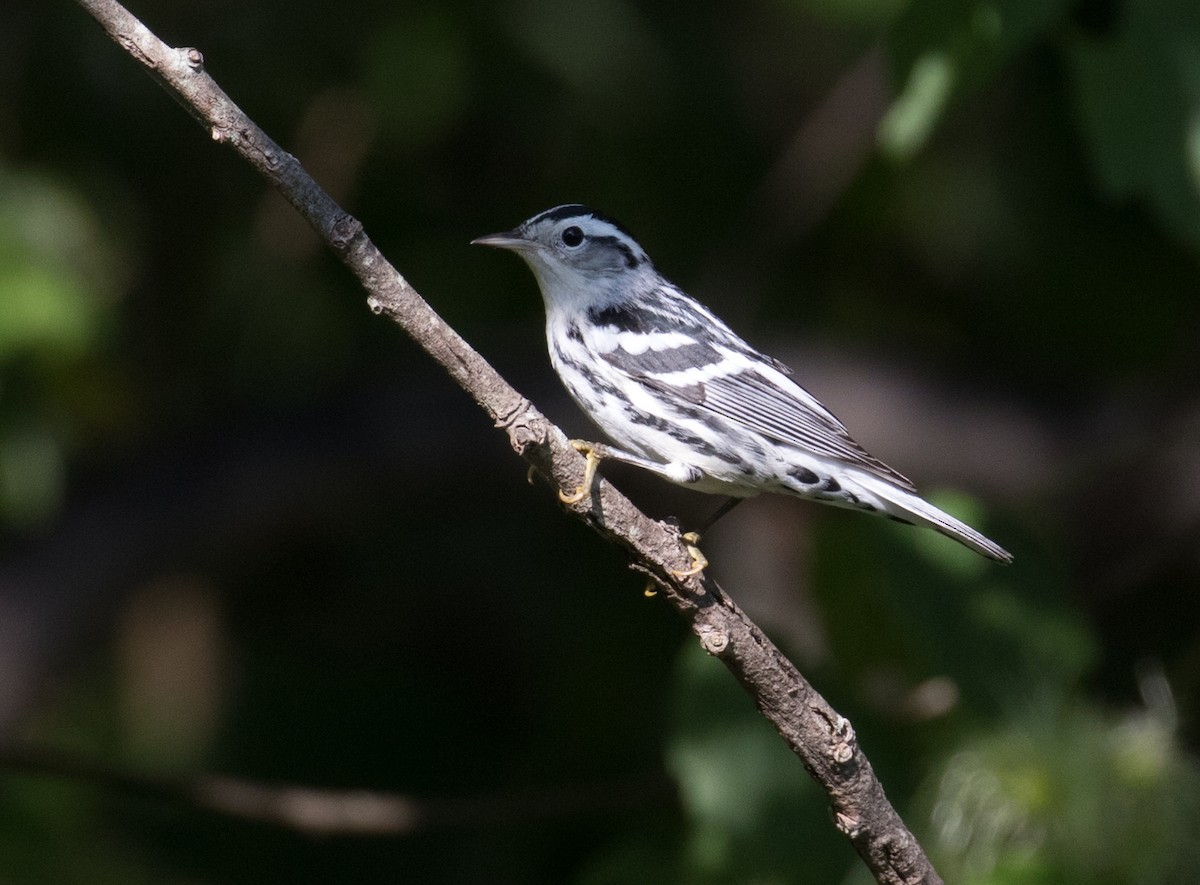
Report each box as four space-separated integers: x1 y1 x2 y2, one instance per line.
2 0 1199 882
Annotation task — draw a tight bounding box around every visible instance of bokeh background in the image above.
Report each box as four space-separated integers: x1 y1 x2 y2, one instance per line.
3 0 1200 882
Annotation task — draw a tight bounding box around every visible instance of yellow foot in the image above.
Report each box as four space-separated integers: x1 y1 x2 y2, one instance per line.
671 531 709 578
642 579 658 598
559 441 602 505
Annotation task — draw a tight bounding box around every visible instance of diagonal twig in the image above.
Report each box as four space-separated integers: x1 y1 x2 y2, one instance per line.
67 2 943 881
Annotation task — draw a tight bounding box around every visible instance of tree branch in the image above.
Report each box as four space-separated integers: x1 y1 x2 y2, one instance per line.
71 2 943 881
0 745 674 836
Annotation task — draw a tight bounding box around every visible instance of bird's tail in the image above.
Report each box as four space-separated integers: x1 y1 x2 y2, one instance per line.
855 474 1012 563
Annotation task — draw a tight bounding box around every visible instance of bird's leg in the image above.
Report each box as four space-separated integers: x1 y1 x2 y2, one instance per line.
671 531 709 578
696 496 743 534
559 440 692 503
559 441 604 504
665 499 739 579
568 441 704 485
557 440 710 577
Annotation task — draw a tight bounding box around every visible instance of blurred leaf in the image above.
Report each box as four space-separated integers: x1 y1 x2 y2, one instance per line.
812 503 1095 714
879 49 957 161
0 166 122 526
0 168 116 361
1066 2 1200 245
882 0 1071 158
0 266 94 359
0 423 64 527
665 643 853 883
920 702 1200 883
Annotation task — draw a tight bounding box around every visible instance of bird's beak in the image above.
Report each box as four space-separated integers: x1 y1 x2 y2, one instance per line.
470 228 534 251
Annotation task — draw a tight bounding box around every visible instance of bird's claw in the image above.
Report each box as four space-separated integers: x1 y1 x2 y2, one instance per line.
671 531 709 578
559 441 602 505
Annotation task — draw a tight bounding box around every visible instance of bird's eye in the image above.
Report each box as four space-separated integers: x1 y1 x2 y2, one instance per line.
561 226 584 247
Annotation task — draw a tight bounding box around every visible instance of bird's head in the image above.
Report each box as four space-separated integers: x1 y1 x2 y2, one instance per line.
473 204 654 313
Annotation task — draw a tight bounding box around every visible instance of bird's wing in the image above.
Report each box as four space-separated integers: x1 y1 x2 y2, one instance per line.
637 356 918 492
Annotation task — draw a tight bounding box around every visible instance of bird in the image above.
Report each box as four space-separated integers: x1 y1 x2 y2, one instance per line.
472 204 1012 565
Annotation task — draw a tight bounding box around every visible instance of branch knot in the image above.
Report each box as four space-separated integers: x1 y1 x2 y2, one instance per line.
330 213 363 250
506 413 546 456
698 625 729 655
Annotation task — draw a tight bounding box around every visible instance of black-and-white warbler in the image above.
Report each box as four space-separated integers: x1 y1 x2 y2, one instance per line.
474 204 1011 564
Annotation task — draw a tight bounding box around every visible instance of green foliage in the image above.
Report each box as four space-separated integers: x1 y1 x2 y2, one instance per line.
665 644 852 883
0 165 122 526
921 702 1200 883
882 0 1072 159
1066 1 1200 246
884 0 1200 248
